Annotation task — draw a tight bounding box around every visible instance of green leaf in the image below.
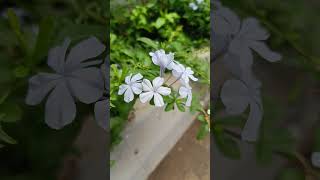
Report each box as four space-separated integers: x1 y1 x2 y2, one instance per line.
176 101 185 112
153 17 166 29
197 114 205 122
137 37 159 49
31 16 55 65
0 103 22 123
214 131 241 159
165 102 174 112
0 125 17 144
277 168 305 180
197 124 209 140
190 94 201 114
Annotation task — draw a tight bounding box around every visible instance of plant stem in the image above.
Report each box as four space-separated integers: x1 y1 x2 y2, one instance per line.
169 75 182 87
164 74 172 84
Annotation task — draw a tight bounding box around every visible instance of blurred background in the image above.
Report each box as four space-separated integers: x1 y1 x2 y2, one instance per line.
0 0 107 179
213 0 320 180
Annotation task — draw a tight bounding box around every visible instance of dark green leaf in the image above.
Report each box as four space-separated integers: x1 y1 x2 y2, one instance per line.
0 103 22 123
277 168 305 180
255 138 273 165
215 116 245 127
31 16 55 65
214 131 241 159
0 125 17 144
7 9 30 54
0 87 11 104
0 67 14 84
176 102 185 112
165 102 174 112
13 65 30 78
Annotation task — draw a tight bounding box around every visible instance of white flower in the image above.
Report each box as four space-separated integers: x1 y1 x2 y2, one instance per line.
172 64 198 85
196 0 204 4
179 86 192 107
189 2 198 10
139 77 171 107
118 73 143 103
149 49 176 77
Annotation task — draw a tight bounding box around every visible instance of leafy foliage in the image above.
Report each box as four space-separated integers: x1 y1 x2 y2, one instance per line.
110 0 210 151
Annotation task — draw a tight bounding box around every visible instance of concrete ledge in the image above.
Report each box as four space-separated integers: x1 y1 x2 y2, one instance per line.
110 86 209 180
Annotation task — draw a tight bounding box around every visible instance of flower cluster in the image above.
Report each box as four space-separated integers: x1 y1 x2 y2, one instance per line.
118 49 198 108
189 0 204 11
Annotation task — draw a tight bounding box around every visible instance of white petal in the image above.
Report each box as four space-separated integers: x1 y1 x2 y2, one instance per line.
142 79 153 91
131 73 143 82
181 74 190 84
118 84 128 95
167 61 176 70
172 64 185 78
152 77 164 89
125 74 132 84
157 87 171 96
139 92 154 103
185 67 194 75
154 93 164 107
150 50 165 66
167 52 174 61
124 87 134 103
131 83 142 94
189 74 198 81
176 64 185 73
179 86 189 98
186 93 192 107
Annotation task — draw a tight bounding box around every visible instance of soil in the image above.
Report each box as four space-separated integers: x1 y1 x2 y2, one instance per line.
148 121 210 180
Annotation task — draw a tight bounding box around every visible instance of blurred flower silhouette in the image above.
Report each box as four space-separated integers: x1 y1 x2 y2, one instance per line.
214 6 281 75
94 57 109 130
221 73 263 141
26 37 106 129
213 2 281 141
